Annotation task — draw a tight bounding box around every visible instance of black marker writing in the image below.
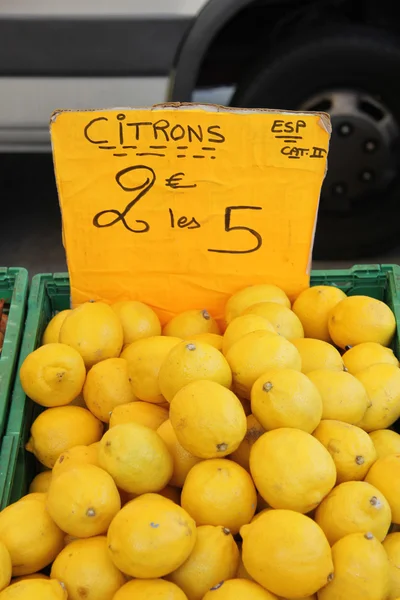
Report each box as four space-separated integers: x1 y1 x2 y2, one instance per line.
165 173 197 189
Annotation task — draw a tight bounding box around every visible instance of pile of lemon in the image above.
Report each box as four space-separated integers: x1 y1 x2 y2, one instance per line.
0 284 399 599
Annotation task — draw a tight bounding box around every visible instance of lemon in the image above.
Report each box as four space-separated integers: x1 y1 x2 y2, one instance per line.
112 300 161 344
109 401 169 430
292 285 347 342
25 406 103 469
50 536 126 600
167 525 239 600
369 429 400 459
181 459 257 534
243 302 304 340
0 541 11 592
290 338 344 374
42 310 72 345
222 314 276 355
47 464 121 538
59 301 124 368
170 380 246 458
313 420 377 483
83 357 136 422
157 420 202 487
241 509 333 598
318 532 390 600
328 295 396 349
0 579 67 600
365 454 400 523
226 331 301 399
229 414 265 472
113 579 188 600
159 341 232 403
121 336 182 403
251 368 322 433
250 428 336 514
355 364 400 431
0 495 64 576
107 493 196 578
314 481 391 544
98 422 173 494
188 333 223 350
307 369 369 424
28 470 52 493
52 444 99 478
343 342 399 374
19 343 86 408
163 309 220 338
203 579 278 600
383 533 400 600
225 284 291 325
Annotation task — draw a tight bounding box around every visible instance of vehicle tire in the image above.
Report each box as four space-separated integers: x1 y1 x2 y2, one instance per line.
232 27 400 260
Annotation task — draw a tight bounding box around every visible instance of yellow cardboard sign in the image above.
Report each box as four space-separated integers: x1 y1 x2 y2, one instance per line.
51 105 330 324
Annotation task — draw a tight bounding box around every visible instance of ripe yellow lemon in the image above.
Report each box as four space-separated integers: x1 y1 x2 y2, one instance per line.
167 525 239 600
290 338 344 374
343 341 399 374
25 406 103 468
369 429 400 459
307 369 369 424
20 343 86 408
243 302 304 340
109 401 168 430
113 579 188 600
383 533 400 600
111 300 161 344
0 495 64 576
222 314 276 355
313 420 377 483
250 428 336 514
47 464 121 538
59 301 124 368
28 470 52 493
159 341 232 403
52 444 99 478
241 509 333 598
170 380 247 458
157 420 202 488
0 579 67 600
225 284 291 325
181 459 257 534
121 336 182 403
83 357 136 422
328 295 396 349
107 493 196 578
251 368 322 433
98 422 173 494
226 331 301 399
365 454 400 523
203 579 278 600
0 541 11 592
42 310 72 345
188 333 223 350
50 536 126 600
292 285 347 342
355 364 400 431
314 481 391 544
163 309 220 338
229 414 265 472
318 532 390 600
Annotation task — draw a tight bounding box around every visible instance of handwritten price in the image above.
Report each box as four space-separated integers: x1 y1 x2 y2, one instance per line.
93 165 263 255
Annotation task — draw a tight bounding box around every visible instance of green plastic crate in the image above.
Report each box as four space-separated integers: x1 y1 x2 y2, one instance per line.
0 268 28 441
1 265 400 509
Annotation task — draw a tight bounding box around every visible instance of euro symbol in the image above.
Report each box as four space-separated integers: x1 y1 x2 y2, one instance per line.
165 172 197 189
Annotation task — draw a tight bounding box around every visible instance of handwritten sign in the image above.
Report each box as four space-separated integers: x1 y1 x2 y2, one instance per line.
50 104 330 323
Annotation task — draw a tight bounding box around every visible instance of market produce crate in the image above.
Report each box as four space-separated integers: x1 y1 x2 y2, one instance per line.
0 267 28 442
1 265 400 509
